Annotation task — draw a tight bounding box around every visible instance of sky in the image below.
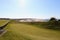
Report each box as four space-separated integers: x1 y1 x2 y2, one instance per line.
0 0 60 19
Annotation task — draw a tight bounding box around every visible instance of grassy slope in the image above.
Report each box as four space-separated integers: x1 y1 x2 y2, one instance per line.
0 22 60 40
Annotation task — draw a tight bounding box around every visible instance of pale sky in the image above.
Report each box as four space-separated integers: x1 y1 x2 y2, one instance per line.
0 0 60 19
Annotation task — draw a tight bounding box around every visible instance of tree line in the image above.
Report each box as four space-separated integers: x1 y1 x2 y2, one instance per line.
47 17 60 30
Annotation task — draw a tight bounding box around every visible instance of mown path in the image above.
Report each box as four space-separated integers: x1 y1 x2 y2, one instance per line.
0 22 60 40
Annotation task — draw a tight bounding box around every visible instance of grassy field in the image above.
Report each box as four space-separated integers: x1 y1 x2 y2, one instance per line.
0 21 60 40
0 20 9 26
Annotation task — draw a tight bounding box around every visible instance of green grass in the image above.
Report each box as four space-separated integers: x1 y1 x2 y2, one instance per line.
0 22 60 40
0 20 9 26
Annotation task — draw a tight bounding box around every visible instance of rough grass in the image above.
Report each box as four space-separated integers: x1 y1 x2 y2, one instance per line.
0 22 60 40
0 20 9 26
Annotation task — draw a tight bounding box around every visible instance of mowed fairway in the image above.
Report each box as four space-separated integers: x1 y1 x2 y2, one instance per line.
0 22 60 40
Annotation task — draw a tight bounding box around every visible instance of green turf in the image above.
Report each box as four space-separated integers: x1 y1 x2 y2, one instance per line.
0 22 60 40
